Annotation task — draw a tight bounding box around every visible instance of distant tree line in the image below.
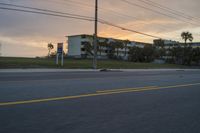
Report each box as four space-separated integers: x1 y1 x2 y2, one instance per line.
128 45 200 65
129 31 200 66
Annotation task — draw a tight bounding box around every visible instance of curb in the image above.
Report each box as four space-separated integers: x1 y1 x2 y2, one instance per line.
0 69 199 73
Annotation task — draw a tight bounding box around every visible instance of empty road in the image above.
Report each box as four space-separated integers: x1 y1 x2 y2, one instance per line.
0 70 200 133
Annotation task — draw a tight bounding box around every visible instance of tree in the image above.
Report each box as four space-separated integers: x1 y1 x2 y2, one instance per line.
124 40 131 57
154 47 166 59
47 43 54 57
170 46 184 64
193 47 200 65
116 40 124 58
181 32 193 46
109 40 124 58
128 46 144 62
107 41 116 59
82 41 93 58
98 39 108 56
153 39 164 48
142 45 155 62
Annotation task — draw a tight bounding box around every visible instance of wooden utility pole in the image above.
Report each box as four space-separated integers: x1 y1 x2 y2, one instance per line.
93 0 98 69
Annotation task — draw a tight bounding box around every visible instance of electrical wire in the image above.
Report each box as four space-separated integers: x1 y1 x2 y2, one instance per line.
0 5 163 39
48 0 173 30
145 0 200 21
121 0 200 26
0 2 93 19
0 7 94 21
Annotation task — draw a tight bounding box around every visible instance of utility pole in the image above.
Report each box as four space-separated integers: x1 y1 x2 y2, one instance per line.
93 0 98 69
0 42 1 57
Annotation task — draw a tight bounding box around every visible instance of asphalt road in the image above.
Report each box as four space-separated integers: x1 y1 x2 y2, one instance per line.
0 70 200 133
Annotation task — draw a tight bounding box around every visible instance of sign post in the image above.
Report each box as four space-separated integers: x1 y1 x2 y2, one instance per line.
56 43 64 66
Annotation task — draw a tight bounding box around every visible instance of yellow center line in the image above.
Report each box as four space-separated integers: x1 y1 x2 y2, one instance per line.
0 82 200 106
96 86 157 93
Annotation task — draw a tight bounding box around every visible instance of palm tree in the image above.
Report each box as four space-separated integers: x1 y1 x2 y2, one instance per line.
181 32 193 46
47 43 54 57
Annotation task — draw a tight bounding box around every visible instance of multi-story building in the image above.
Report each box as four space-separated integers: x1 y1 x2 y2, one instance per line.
187 42 200 48
153 39 179 49
67 34 151 59
154 39 200 49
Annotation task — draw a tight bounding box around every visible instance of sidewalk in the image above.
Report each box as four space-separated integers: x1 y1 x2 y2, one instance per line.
0 68 199 73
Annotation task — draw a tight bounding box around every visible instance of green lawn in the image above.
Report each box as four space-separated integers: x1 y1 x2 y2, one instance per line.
0 57 188 69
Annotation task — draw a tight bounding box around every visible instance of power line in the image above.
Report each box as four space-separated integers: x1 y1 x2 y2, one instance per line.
66 2 175 39
100 20 167 39
0 4 164 39
99 20 161 39
0 2 93 19
139 0 191 20
0 7 94 21
48 0 172 31
60 0 142 21
145 0 200 21
121 0 200 27
138 0 200 23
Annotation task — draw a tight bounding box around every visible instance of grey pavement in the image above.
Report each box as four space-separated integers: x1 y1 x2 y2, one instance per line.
0 70 200 133
0 68 200 73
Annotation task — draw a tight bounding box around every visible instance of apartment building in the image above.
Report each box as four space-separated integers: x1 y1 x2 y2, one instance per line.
67 34 151 59
154 39 200 48
153 39 179 49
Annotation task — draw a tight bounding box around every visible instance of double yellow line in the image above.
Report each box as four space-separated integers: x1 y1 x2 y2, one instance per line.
0 83 200 106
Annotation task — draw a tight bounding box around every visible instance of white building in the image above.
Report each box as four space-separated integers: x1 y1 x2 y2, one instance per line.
154 39 200 49
187 42 200 48
67 34 151 59
153 39 179 49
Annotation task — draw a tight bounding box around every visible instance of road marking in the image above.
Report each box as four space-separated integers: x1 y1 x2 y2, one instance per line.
0 82 200 106
96 86 157 93
97 83 200 93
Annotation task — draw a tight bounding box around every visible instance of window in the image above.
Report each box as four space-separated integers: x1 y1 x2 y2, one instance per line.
81 42 85 45
81 48 85 51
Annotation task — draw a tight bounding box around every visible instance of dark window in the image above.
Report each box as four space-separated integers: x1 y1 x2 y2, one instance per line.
81 48 85 51
81 41 89 45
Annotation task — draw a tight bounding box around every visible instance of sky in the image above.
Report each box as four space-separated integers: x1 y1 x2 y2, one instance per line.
0 0 200 57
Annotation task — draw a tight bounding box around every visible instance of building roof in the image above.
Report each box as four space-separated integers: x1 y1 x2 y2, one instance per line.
66 34 92 38
67 34 152 45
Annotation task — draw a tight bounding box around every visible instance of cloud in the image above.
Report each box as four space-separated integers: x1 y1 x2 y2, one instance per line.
0 0 200 57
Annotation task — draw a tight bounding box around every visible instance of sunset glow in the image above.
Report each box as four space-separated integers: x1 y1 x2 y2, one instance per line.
0 0 200 57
